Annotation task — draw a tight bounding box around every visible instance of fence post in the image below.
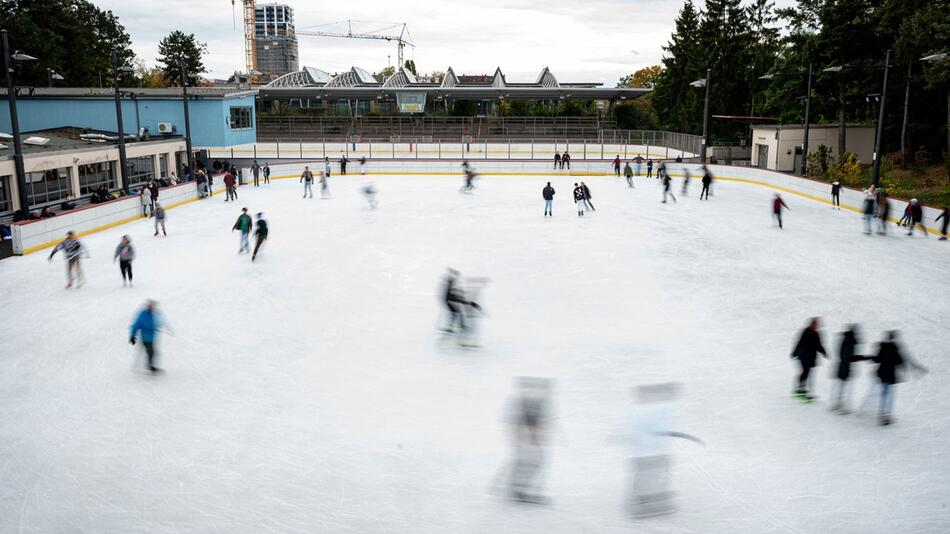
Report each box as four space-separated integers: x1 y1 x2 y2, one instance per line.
508 139 511 159
276 140 279 159
531 139 534 159
253 144 257 159
322 140 326 159
583 141 586 160
299 141 303 158
392 142 395 158
438 141 441 158
369 142 373 158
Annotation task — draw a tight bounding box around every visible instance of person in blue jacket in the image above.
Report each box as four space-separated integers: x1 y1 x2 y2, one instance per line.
130 300 163 373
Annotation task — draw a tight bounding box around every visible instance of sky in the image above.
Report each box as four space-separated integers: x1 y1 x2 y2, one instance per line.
93 0 795 86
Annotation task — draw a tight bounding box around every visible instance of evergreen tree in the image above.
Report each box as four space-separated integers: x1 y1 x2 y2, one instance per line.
652 0 703 134
156 31 207 84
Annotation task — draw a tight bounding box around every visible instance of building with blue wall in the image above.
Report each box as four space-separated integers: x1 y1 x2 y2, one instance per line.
0 87 257 147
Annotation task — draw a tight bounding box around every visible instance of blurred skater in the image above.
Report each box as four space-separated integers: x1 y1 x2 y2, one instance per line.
877 195 891 235
320 171 330 198
460 166 477 193
252 212 268 262
662 172 676 204
153 202 167 236
624 162 634 187
300 166 314 198
863 187 876 234
48 231 88 289
772 194 789 228
681 167 690 195
830 325 865 414
700 166 713 200
360 156 366 175
362 182 378 209
542 182 555 216
233 207 252 253
907 199 926 237
871 331 927 426
647 158 654 178
113 235 135 287
937 206 949 240
324 156 332 178
129 300 164 374
506 377 553 504
790 318 827 402
580 182 594 211
831 181 841 209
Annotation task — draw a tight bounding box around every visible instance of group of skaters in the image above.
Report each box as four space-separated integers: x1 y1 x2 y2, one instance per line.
232 207 269 261
791 318 927 426
299 163 332 199
138 180 168 236
856 184 950 238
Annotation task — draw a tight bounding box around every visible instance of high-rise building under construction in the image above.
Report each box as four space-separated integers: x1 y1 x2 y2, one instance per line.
255 3 299 82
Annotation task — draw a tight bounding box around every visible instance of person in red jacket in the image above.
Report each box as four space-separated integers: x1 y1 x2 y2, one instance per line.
773 194 789 229
224 172 237 202
612 155 621 176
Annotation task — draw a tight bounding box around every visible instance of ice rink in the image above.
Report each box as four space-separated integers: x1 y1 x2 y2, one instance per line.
1 171 948 533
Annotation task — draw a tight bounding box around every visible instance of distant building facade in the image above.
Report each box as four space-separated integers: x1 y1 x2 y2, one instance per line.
256 3 299 82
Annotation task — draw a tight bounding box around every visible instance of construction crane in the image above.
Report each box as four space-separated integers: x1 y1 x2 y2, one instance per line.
296 20 415 69
231 0 257 78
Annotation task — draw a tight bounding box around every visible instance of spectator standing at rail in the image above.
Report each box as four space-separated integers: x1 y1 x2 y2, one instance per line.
831 181 841 209
772 194 789 229
542 182 555 216
224 171 238 202
113 235 135 287
647 158 654 178
700 166 713 200
562 151 571 170
300 166 314 198
553 152 561 170
936 206 949 240
340 154 349 175
148 180 160 207
48 231 88 289
790 317 827 402
251 160 261 187
613 155 621 177
140 186 153 217
262 162 271 184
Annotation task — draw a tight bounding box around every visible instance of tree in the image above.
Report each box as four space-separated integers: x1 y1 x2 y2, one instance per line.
0 0 135 87
133 60 166 88
618 65 663 88
378 66 396 79
156 31 206 84
652 0 704 134
403 59 417 75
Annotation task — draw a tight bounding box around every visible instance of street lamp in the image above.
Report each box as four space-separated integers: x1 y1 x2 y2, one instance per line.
822 52 892 187
920 51 949 158
46 68 63 87
111 50 134 194
759 63 814 175
2 30 37 216
691 69 712 163
178 57 195 184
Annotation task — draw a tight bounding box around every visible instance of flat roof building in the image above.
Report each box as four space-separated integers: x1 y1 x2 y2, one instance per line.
750 124 876 172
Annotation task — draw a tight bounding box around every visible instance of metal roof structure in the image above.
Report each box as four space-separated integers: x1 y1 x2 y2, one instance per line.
0 87 258 100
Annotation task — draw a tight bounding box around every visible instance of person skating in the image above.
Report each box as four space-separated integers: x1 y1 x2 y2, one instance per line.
324 156 332 178
700 166 713 200
633 154 644 176
506 377 553 505
360 156 367 175
790 317 827 402
300 166 314 198
862 187 876 234
224 171 237 202
681 167 690 195
553 152 561 170
460 168 476 193
562 151 570 169
251 160 261 186
232 207 252 254
580 181 594 211
48 231 88 289
442 269 481 333
153 202 167 236
772 194 789 229
113 235 135 287
129 300 163 374
196 171 208 198
877 195 891 235
340 154 348 175
907 199 927 237
573 183 586 216
647 159 654 179
613 155 621 177
662 172 676 204
831 181 841 209
830 325 865 414
262 162 271 184
320 171 330 198
937 206 949 240
870 331 926 426
148 180 160 207
624 162 634 188
897 202 911 228
361 182 378 209
140 185 153 217
542 182 555 216
252 212 268 262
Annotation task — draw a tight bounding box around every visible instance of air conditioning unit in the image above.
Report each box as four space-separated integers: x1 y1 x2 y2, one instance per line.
157 122 174 134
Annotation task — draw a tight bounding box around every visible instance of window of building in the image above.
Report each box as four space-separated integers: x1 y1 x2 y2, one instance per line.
78 161 117 195
25 167 72 208
125 156 154 187
229 106 253 130
159 153 169 178
0 174 12 214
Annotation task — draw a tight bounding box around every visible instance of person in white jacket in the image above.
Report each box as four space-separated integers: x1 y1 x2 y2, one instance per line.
140 186 153 217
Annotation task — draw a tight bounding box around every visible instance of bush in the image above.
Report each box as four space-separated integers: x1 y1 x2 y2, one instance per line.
806 145 834 177
828 153 863 186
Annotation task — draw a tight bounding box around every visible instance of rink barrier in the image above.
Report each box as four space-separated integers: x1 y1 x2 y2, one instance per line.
12 179 229 255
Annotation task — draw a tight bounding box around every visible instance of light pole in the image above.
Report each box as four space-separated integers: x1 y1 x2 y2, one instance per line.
870 50 891 188
178 57 195 182
111 50 133 194
2 30 37 215
46 68 63 88
691 69 711 163
920 52 949 158
760 62 814 175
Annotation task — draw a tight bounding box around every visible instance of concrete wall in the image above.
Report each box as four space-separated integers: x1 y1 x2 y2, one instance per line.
0 95 257 147
751 126 875 171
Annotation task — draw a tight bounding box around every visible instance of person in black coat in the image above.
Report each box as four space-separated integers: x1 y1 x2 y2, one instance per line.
871 331 926 425
542 182 555 217
790 317 827 400
553 153 561 170
907 199 926 237
830 326 866 413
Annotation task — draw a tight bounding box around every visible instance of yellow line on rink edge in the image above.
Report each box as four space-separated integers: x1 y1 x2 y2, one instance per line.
19 170 940 255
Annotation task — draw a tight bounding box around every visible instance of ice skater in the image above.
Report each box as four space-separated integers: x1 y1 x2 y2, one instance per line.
251 160 261 186
772 194 789 228
580 182 594 211
324 156 332 178
542 181 555 216
224 170 237 202
936 206 949 240
360 156 367 175
300 166 314 198
624 162 634 187
613 155 621 177
661 171 676 203
862 187 877 234
506 377 553 504
153 202 167 236
361 182 378 209
252 212 268 261
829 325 866 414
460 167 477 193
140 185 153 217
647 158 654 178
700 166 713 200
870 331 927 426
48 231 88 289
634 155 644 176
113 235 135 287
831 181 841 209
790 317 827 402
340 154 348 175
573 183 586 216
233 207 252 253
681 167 690 195
320 171 330 198
441 268 482 336
129 300 165 374
907 199 926 237
877 195 891 235
262 162 270 184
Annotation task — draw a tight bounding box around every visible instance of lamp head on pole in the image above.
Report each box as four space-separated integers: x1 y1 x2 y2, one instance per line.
47 69 64 81
758 73 776 80
823 66 844 73
920 52 948 63
690 79 706 88
11 51 37 62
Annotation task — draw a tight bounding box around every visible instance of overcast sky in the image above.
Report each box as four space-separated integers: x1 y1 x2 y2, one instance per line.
93 0 795 86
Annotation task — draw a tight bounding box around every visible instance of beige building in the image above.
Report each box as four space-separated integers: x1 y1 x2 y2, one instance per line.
750 124 875 172
0 128 188 216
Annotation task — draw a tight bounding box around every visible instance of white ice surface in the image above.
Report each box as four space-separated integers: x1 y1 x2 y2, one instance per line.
1 174 949 533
